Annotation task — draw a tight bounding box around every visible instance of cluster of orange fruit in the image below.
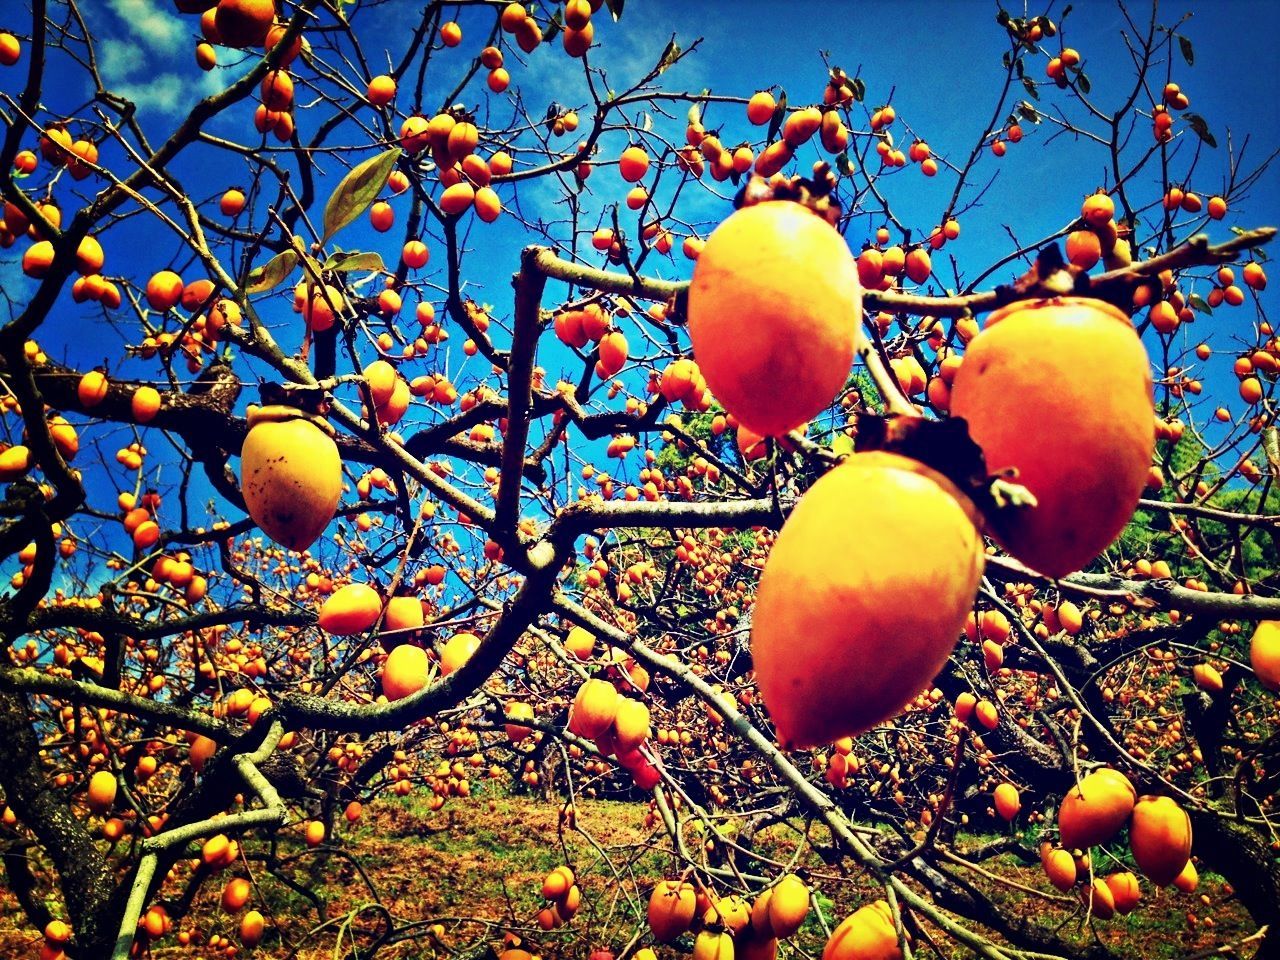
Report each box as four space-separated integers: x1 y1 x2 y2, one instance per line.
535 865 584 930
685 197 1155 749
647 874 901 960
398 109 503 222
1041 769 1194 919
567 671 660 789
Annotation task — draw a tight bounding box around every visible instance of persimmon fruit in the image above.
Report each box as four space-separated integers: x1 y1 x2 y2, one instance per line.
240 405 342 552
752 452 984 748
950 297 1154 578
1129 795 1192 886
688 200 861 437
1057 768 1136 850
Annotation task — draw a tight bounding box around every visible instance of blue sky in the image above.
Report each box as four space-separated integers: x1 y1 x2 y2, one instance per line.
2 0 1278 569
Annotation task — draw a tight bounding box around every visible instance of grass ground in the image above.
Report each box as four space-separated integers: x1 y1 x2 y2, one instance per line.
0 789 1259 958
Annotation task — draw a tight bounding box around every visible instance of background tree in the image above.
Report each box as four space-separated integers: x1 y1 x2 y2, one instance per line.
0 1 1277 958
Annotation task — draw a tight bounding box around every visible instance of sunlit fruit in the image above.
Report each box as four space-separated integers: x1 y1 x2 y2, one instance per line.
688 200 861 437
1250 620 1280 690
240 406 342 552
1057 768 1136 850
382 644 430 701
950 297 1154 578
752 452 984 747
318 582 381 635
1129 795 1192 887
648 880 697 942
822 900 901 960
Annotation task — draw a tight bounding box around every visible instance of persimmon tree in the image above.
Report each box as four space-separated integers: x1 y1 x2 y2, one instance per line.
0 1 1278 959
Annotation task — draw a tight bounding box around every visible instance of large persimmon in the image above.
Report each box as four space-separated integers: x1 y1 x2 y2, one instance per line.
822 901 901 960
382 644 429 701
688 200 861 437
214 0 275 47
1129 795 1192 886
1251 620 1280 690
751 452 984 748
1057 768 1136 850
950 297 1154 577
240 405 342 551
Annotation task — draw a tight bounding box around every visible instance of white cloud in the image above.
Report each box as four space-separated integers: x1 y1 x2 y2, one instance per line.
95 6 227 120
98 38 138 81
104 0 186 53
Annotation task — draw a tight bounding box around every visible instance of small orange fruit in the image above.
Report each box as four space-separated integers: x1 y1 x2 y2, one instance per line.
746 90 776 125
994 782 1021 820
619 145 650 182
87 770 117 813
367 74 396 106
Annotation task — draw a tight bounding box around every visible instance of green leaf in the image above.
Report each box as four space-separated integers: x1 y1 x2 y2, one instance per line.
1022 76 1040 101
850 77 865 102
323 251 386 273
1185 113 1217 148
603 0 624 21
1018 101 1041 122
1076 70 1091 95
656 38 680 74
322 147 402 244
830 434 854 457
687 103 701 126
835 151 854 177
244 249 298 294
1188 292 1213 315
543 14 562 42
1178 33 1195 66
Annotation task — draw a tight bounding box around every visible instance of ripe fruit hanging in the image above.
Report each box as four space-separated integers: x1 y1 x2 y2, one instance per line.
1057 768 1136 850
822 900 901 960
215 0 275 48
382 644 429 701
688 200 861 437
993 782 1021 820
950 298 1154 578
1129 795 1192 886
1250 620 1280 690
318 583 381 635
751 452 984 748
239 405 343 552
648 880 697 942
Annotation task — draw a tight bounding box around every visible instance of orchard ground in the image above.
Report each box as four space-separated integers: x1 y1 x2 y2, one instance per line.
0 790 1248 960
